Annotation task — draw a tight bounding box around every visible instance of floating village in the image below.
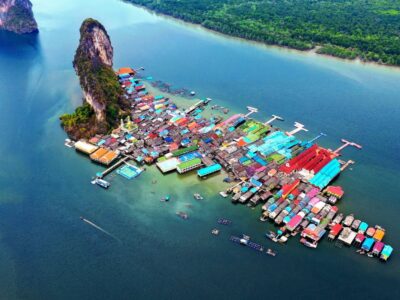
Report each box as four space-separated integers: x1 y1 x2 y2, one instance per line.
66 66 393 262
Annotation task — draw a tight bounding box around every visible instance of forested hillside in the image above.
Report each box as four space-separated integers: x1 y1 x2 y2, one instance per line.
125 0 400 66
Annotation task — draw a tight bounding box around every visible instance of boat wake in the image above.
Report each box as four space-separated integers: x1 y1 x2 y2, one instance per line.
81 217 122 243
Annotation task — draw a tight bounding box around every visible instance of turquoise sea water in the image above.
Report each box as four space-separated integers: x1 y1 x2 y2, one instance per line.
0 0 399 299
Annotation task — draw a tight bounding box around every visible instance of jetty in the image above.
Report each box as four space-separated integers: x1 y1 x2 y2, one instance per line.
97 156 129 179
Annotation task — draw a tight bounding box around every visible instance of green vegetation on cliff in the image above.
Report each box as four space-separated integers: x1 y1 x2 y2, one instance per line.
125 0 400 66
0 0 38 34
61 18 128 139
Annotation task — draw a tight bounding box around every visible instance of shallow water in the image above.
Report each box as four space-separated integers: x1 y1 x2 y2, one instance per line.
0 0 399 299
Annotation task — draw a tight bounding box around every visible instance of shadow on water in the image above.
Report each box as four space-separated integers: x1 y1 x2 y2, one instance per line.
0 30 41 57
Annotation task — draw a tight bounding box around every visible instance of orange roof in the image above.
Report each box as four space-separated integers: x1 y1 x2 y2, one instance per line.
98 151 118 165
90 148 108 160
373 228 385 241
237 139 247 147
118 67 135 75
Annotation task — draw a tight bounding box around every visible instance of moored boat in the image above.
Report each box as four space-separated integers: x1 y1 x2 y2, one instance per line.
351 219 361 230
366 227 376 237
193 193 204 200
380 245 393 261
331 213 344 225
91 178 111 189
372 241 384 256
343 214 355 227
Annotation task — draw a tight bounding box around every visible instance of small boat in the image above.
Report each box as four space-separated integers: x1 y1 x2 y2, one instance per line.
351 219 361 230
211 229 219 235
300 238 318 248
366 227 376 237
265 231 278 242
343 214 354 227
193 193 204 200
64 138 74 148
190 91 196 96
332 213 344 225
278 235 288 244
176 211 188 219
266 248 277 257
91 178 110 189
161 195 171 202
240 235 250 245
219 191 228 198
217 218 232 225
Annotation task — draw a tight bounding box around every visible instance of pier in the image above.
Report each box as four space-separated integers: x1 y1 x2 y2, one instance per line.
97 156 129 179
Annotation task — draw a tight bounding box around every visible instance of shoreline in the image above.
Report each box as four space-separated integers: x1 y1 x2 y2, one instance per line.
125 2 400 72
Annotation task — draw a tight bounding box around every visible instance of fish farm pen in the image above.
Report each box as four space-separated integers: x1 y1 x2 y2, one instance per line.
67 66 393 262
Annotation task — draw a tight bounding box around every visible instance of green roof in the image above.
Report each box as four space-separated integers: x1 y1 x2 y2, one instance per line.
177 158 202 170
172 145 199 157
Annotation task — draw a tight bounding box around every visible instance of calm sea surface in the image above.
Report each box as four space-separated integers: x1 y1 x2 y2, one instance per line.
0 0 399 299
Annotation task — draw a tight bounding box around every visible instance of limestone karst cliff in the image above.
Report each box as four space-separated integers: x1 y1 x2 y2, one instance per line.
60 18 129 140
0 0 38 34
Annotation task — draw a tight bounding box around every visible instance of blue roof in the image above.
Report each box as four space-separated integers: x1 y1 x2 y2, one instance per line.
362 237 375 251
197 164 222 177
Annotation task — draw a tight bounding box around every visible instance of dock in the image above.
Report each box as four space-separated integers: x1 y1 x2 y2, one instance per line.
97 156 129 179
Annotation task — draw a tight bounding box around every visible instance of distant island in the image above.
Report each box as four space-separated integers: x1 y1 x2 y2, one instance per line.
125 0 400 66
60 18 130 140
0 0 38 34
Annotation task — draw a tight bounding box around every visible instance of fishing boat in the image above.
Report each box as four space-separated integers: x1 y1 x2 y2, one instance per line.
64 138 74 148
351 219 361 230
240 235 250 245
366 227 376 237
300 238 318 249
331 213 344 225
211 228 219 235
265 231 278 242
266 248 277 256
380 245 393 261
176 211 188 219
343 214 355 227
161 195 171 202
193 193 204 200
219 191 228 198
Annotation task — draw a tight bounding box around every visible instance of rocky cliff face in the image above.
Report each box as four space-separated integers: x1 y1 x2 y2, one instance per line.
73 19 114 123
0 0 38 34
60 18 128 140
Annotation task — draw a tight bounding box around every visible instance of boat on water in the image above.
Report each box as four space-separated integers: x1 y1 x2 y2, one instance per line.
351 219 361 230
219 191 228 198
343 214 355 227
193 193 204 200
217 218 232 225
190 91 196 96
265 231 278 242
161 195 171 202
176 211 188 219
64 138 75 148
366 226 376 237
211 228 219 235
331 213 344 226
240 236 249 245
380 245 393 261
300 238 318 249
91 178 110 189
266 248 277 257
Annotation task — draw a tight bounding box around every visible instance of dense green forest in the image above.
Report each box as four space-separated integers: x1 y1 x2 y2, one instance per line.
125 0 400 66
